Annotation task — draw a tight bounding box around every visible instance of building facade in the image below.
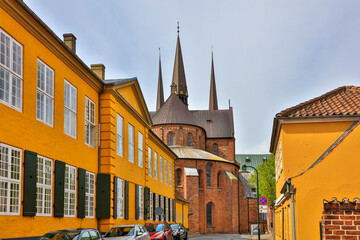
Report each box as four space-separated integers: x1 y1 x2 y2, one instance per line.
270 86 360 240
150 31 240 234
0 1 185 238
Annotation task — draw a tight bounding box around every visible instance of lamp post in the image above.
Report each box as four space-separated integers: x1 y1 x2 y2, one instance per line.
240 164 260 240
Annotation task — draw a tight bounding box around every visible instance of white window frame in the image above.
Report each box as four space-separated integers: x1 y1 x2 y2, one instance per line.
128 124 134 163
116 114 124 157
138 131 143 168
148 147 152 177
0 28 23 111
36 155 52 216
169 163 172 187
138 185 144 220
165 160 168 184
149 192 153 220
116 177 124 219
64 80 77 138
85 97 95 147
160 156 163 182
0 143 21 215
165 197 169 221
170 199 173 221
155 194 159 221
36 59 54 127
154 152 158 180
85 171 95 218
64 164 76 217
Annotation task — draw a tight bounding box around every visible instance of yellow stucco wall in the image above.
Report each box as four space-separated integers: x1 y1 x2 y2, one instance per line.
274 120 359 240
0 2 100 237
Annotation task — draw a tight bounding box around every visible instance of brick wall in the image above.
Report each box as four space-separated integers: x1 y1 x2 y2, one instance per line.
206 138 235 162
322 198 360 239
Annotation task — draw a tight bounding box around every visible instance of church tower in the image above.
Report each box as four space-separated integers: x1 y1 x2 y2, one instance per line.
171 23 188 106
156 49 164 111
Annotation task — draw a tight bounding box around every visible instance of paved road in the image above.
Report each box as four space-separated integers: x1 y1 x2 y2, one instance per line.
189 234 250 240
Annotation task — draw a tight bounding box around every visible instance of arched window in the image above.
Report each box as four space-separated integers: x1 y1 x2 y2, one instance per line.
169 133 174 146
206 164 212 187
187 133 192 146
217 171 221 188
213 144 218 155
198 170 202 187
206 203 213 226
176 169 181 186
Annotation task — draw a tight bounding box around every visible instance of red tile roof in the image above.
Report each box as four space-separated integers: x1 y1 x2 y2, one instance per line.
277 86 360 118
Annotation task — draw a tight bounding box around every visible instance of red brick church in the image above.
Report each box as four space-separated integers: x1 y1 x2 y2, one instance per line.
150 29 244 234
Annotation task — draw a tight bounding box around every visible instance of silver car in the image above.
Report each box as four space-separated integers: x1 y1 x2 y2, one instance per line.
103 225 150 240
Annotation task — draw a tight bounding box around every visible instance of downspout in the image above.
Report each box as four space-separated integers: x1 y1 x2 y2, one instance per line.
287 181 296 240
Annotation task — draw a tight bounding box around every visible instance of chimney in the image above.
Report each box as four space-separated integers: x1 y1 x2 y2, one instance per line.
91 64 105 80
63 33 77 53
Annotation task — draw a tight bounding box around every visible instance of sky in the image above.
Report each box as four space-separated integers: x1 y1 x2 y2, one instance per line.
24 0 360 154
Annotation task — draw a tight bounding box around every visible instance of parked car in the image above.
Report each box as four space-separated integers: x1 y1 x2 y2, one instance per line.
40 228 102 240
170 223 188 240
103 225 150 240
144 222 173 240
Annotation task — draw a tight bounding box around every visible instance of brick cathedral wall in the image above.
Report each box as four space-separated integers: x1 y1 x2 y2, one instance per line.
206 138 235 162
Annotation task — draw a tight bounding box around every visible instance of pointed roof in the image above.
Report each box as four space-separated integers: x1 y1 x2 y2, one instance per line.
209 52 218 110
276 86 360 118
152 94 200 126
156 52 164 111
171 33 188 97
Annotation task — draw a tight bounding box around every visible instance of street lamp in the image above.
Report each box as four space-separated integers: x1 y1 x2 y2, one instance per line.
240 164 260 240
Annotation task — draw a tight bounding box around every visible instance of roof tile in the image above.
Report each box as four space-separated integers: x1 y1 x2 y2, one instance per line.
277 86 360 118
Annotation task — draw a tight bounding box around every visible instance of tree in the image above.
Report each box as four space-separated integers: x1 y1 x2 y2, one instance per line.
247 155 276 203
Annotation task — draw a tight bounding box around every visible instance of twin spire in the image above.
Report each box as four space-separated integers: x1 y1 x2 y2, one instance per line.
156 24 218 111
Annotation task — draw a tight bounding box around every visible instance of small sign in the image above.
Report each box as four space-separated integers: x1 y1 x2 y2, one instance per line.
251 224 259 236
260 205 268 210
259 209 268 213
262 213 267 220
259 196 268 205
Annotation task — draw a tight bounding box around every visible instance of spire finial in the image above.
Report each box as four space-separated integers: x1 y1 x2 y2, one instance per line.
177 22 179 34
159 47 161 60
211 45 213 58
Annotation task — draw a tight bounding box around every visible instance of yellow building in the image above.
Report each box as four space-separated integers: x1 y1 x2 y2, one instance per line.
270 86 360 240
0 0 183 238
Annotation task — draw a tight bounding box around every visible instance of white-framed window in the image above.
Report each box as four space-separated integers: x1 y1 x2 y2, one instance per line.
165 198 168 220
116 114 123 157
36 155 52 216
0 143 21 215
116 177 124 218
170 199 173 221
128 124 134 163
64 165 76 217
64 80 77 138
155 194 159 221
160 156 163 182
85 97 95 147
138 132 143 168
149 192 153 220
169 163 172 187
148 147 152 177
0 29 23 111
161 196 164 219
154 152 158 180
36 59 54 126
85 171 95 218
138 185 143 219
165 160 168 184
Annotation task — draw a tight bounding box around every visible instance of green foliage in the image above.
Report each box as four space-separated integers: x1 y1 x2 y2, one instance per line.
247 155 276 203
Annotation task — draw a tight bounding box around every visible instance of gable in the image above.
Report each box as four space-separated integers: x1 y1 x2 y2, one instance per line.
104 78 152 125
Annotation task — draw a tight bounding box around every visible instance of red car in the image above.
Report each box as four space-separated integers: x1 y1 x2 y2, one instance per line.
145 222 173 240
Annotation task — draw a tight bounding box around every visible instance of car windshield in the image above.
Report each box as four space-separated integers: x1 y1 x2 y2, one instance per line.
41 231 81 240
170 224 180 230
104 227 135 237
145 224 163 232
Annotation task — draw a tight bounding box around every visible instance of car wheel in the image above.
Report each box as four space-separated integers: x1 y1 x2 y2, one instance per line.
184 233 188 240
